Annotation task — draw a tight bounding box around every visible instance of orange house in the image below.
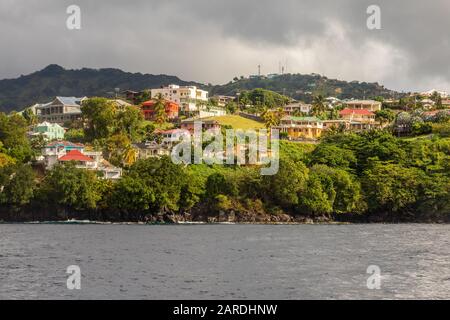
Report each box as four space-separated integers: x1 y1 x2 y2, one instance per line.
141 100 179 120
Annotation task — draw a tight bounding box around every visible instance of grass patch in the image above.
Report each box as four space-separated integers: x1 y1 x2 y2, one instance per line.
203 115 265 130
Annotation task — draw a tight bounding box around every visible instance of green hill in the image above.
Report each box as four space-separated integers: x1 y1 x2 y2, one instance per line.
207 73 398 103
0 64 202 113
0 65 401 113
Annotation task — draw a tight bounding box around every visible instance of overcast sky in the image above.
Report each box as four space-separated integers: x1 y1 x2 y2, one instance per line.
1 0 450 92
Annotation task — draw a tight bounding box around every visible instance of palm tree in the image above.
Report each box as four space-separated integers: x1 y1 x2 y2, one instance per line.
261 107 284 129
312 95 326 116
154 94 168 125
123 146 137 166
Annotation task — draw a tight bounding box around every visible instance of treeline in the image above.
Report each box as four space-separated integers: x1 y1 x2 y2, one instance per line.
1 128 449 222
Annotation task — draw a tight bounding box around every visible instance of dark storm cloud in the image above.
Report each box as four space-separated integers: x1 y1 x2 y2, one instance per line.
0 0 450 91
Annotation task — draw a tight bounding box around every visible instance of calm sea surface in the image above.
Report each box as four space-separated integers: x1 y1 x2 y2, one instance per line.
0 224 449 299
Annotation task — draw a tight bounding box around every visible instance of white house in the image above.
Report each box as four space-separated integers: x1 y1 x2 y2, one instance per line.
199 106 227 118
283 103 312 115
40 141 122 180
151 84 208 113
35 96 87 124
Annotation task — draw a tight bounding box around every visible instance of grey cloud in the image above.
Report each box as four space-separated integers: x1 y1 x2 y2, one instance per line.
0 0 450 91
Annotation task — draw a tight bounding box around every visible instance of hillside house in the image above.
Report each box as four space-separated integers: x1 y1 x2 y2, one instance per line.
36 96 87 124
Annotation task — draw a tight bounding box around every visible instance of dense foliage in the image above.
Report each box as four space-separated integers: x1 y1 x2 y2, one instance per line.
0 106 449 222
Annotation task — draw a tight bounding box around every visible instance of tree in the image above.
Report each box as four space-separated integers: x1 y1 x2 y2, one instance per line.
263 157 308 209
134 90 151 104
0 112 33 163
38 163 101 210
116 105 144 140
127 156 187 212
430 91 443 109
309 165 364 214
362 162 424 213
22 108 38 125
375 109 395 126
105 133 132 166
153 94 168 125
64 128 85 143
0 164 35 206
261 107 284 129
81 97 117 141
298 173 333 216
311 95 326 117
0 141 16 168
225 101 237 114
205 173 238 200
309 144 357 169
108 176 155 212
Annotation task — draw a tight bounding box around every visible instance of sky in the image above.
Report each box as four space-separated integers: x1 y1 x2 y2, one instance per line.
1 0 450 92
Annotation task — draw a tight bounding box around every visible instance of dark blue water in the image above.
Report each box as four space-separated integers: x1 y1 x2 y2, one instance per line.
0 224 449 299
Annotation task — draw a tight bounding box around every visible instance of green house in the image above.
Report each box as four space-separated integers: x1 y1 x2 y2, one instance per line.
33 122 65 140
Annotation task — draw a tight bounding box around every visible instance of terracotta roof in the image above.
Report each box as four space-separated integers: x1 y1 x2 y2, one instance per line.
339 108 374 116
59 150 94 162
142 100 179 107
154 128 187 135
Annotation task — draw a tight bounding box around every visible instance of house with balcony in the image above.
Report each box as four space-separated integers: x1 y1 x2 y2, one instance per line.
274 116 323 140
141 99 179 120
339 109 380 131
343 100 382 112
180 118 221 134
339 108 376 122
40 141 122 180
283 103 312 116
211 95 235 107
35 96 87 124
133 141 172 160
151 84 209 113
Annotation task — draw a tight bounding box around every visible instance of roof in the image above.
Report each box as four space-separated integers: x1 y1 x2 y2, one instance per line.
344 100 381 105
142 99 179 107
283 116 321 122
55 96 86 106
36 122 64 129
58 150 94 162
133 141 168 150
112 99 132 107
154 128 187 135
46 141 84 148
181 118 219 124
339 108 375 116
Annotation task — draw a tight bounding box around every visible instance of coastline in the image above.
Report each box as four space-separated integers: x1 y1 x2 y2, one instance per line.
0 211 448 225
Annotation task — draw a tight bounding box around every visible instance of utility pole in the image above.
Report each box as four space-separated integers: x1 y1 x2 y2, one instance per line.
258 65 261 77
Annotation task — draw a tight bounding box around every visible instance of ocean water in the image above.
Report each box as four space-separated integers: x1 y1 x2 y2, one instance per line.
0 223 449 299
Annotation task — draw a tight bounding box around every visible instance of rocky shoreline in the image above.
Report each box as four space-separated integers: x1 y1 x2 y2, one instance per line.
1 208 448 224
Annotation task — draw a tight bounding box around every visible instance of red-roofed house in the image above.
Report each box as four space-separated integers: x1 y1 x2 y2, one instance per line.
40 142 122 180
58 149 95 163
141 100 179 120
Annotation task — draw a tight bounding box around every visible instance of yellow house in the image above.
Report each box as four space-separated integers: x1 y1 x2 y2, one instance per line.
275 116 323 140
343 100 382 111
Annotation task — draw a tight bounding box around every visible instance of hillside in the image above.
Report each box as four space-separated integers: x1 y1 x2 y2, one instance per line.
0 65 202 112
0 65 401 113
207 73 398 103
